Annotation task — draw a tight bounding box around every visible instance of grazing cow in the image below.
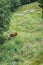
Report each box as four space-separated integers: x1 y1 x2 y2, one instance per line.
8 32 17 40
10 32 17 37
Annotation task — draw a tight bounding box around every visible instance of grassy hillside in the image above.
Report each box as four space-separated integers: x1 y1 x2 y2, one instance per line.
0 2 43 65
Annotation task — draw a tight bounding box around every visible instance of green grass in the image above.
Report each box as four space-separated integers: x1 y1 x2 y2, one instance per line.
0 2 43 65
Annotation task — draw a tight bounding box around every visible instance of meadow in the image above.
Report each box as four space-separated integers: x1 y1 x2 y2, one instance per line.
0 2 43 65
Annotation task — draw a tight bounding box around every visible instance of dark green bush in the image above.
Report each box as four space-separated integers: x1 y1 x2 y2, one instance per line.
20 0 30 5
9 0 21 12
0 0 11 44
20 0 37 5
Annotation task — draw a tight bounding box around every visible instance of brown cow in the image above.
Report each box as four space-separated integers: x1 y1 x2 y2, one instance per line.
8 32 17 40
10 32 17 37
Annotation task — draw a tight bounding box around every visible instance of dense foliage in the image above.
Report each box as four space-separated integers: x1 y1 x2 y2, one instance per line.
9 0 21 12
0 0 11 43
38 0 43 7
20 0 37 5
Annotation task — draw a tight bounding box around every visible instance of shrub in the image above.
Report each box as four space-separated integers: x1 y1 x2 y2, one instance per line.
0 0 10 44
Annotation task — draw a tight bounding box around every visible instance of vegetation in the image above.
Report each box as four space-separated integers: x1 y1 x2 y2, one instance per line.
0 0 39 44
0 0 11 44
38 0 43 8
0 0 43 65
21 0 37 5
0 1 43 65
0 0 20 44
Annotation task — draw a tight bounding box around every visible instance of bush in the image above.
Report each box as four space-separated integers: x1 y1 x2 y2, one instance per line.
20 0 37 5
9 0 21 12
0 0 11 44
20 0 30 5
